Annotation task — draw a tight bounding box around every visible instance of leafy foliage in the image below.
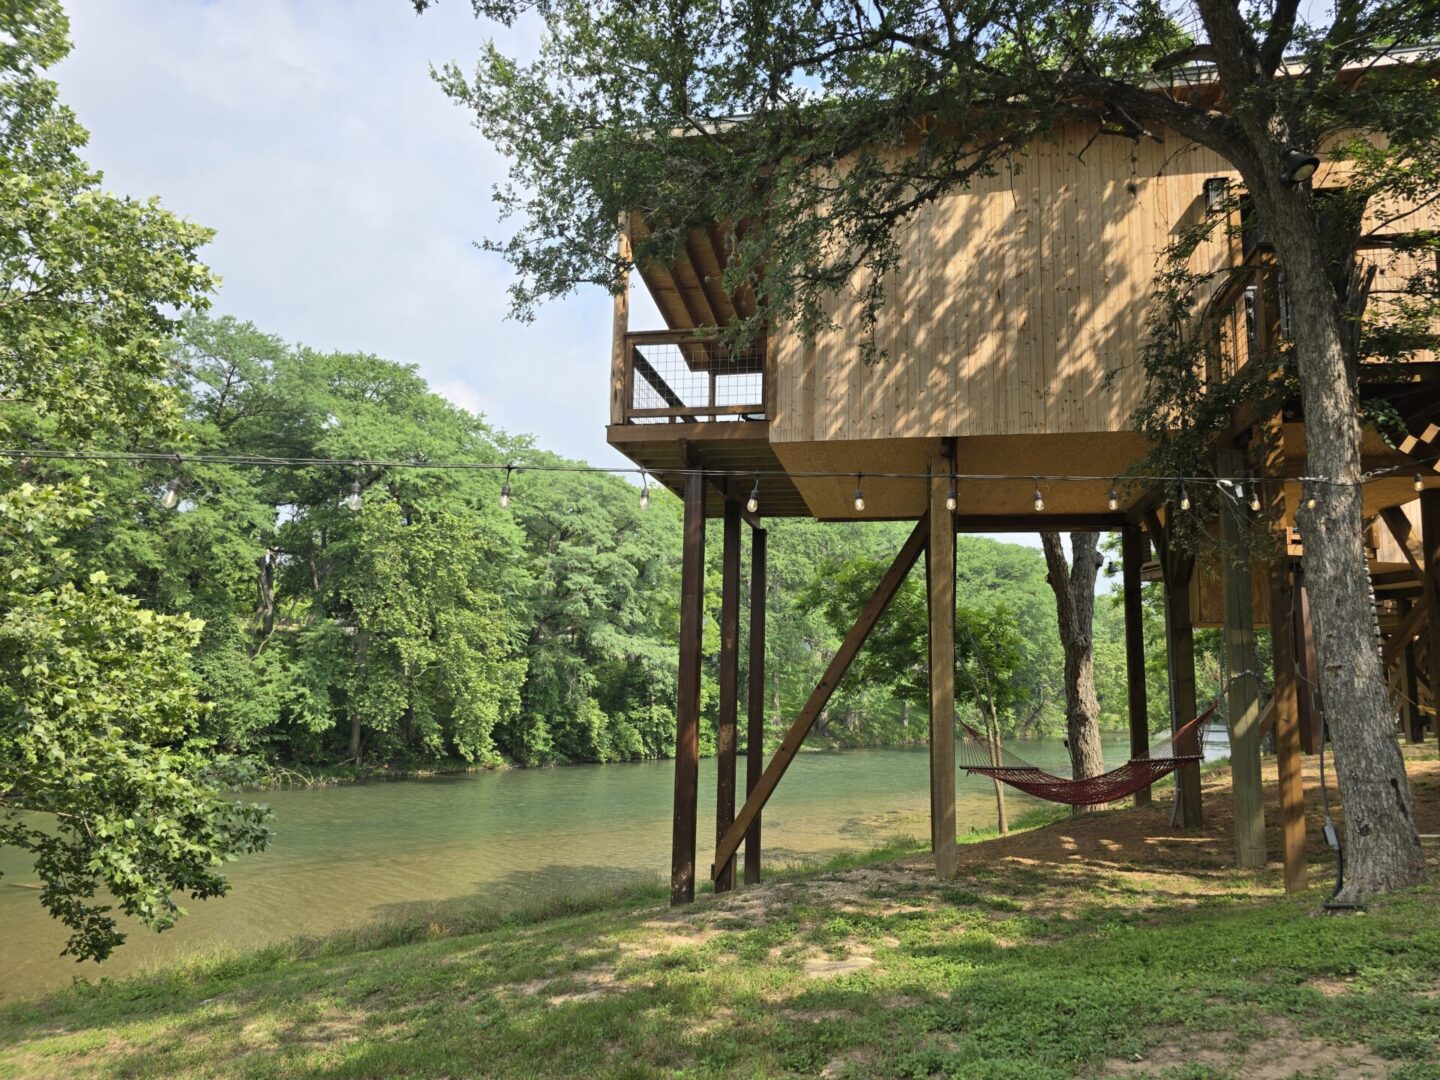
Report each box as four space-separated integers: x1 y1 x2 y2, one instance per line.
0 1 267 962
0 482 269 962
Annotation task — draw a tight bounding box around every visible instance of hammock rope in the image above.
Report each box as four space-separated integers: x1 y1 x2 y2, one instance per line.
957 704 1217 807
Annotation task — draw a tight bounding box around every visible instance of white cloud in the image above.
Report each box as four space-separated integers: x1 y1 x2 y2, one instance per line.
56 0 629 469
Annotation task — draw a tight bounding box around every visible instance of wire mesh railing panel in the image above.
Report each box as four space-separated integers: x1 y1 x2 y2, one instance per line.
624 333 765 421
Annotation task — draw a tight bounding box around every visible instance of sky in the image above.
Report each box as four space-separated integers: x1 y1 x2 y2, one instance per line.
55 0 649 472
53 0 1042 549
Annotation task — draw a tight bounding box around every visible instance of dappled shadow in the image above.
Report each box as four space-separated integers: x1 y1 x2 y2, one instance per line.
777 124 1235 517
6 755 1437 1078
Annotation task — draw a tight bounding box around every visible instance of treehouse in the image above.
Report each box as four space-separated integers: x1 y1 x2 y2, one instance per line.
606 114 1440 905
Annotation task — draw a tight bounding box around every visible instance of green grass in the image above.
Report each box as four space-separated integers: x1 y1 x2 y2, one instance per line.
3 813 1438 1078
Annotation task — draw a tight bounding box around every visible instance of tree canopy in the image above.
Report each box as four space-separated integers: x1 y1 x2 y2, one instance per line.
0 0 266 962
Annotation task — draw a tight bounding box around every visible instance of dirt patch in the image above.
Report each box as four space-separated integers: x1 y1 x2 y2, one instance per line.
1099 1022 1393 1079
621 927 714 958
821 1048 878 1078
801 952 875 979
507 968 618 1004
776 1007 854 1022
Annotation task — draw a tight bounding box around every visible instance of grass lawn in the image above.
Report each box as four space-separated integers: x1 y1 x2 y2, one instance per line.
2 750 1438 1079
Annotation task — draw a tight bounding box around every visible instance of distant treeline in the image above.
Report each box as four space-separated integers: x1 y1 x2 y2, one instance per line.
23 315 1212 775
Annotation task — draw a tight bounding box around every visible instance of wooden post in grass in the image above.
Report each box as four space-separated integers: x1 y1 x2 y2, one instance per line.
671 468 705 905
744 524 767 886
1218 446 1265 869
1121 524 1151 806
715 499 741 893
1422 490 1440 749
1269 556 1309 892
1294 572 1321 754
1146 508 1203 827
1259 423 1308 893
1397 598 1424 743
927 450 958 880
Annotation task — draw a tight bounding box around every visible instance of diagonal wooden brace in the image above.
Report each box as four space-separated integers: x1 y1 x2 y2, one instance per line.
710 516 929 881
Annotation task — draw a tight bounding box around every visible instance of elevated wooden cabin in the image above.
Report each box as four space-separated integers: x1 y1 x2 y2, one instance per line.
606 115 1440 904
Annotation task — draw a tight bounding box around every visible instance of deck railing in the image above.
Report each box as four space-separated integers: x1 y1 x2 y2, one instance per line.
1203 244 1429 386
619 330 766 424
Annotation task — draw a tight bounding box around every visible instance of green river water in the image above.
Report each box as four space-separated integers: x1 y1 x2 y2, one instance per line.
0 739 1134 1002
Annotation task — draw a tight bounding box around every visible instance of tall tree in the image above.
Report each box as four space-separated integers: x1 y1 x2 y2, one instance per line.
1040 533 1106 793
423 0 1435 899
0 0 268 961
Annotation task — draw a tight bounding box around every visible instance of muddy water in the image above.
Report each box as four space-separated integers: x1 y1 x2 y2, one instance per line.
1 738 1145 1001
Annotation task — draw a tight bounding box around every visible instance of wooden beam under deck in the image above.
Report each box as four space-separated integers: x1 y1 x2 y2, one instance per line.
744 524 767 886
714 501 741 893
671 469 706 906
927 452 959 880
1121 525 1151 807
608 422 810 519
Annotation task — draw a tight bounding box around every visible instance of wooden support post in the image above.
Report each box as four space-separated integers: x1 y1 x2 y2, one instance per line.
671 469 705 905
1146 509 1202 827
712 519 928 881
1382 592 1429 667
1398 597 1424 743
1217 447 1265 869
1422 490 1440 749
1294 572 1321 754
1259 425 1308 893
744 525 767 886
609 222 631 426
714 500 741 893
1270 559 1308 892
1121 525 1151 806
928 456 958 881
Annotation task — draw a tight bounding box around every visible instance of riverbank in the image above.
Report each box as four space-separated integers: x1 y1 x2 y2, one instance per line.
4 749 1437 1079
248 739 939 788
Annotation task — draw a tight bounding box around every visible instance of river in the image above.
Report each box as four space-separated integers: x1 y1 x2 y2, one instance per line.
1 738 1144 1001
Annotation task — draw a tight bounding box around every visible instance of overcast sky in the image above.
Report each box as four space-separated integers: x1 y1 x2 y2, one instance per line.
56 0 648 471
55 0 1043 550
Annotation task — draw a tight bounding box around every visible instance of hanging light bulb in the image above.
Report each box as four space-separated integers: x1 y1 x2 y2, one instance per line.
1032 481 1044 513
342 480 363 511
1304 483 1317 511
1178 481 1191 511
499 465 513 509
945 476 957 513
1107 480 1119 512
1248 482 1262 512
639 470 650 511
746 477 760 514
1414 471 1424 492
159 478 181 510
853 473 865 514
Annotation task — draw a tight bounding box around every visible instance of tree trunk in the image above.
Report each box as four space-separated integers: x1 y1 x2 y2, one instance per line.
1182 4 1429 894
1041 532 1106 805
255 549 276 637
985 701 1008 835
1255 183 1426 899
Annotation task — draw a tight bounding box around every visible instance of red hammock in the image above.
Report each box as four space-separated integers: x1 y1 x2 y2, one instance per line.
958 705 1216 806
